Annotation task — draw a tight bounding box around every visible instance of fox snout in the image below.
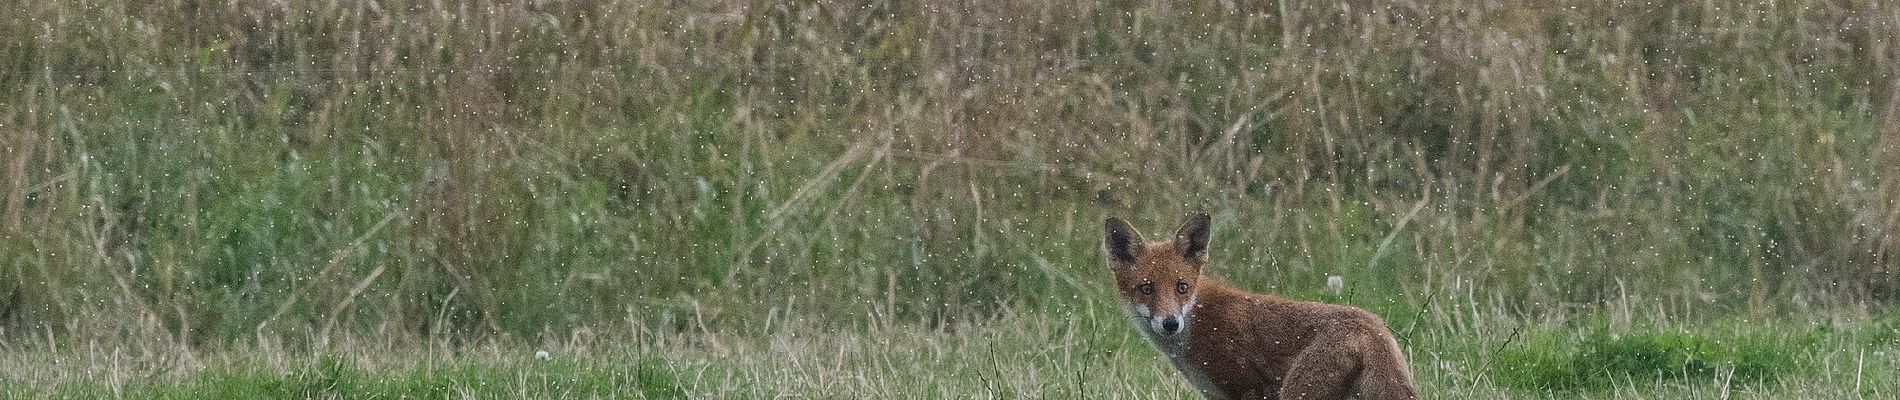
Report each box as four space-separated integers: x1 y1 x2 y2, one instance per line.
1152 315 1184 336
1134 302 1193 336
1131 303 1193 337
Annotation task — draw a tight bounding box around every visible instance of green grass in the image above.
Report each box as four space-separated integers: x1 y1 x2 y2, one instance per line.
1 354 687 398
5 1 1898 343
4 308 1897 398
1494 326 1799 392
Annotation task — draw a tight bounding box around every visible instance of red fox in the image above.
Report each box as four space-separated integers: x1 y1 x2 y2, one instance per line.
1104 214 1417 400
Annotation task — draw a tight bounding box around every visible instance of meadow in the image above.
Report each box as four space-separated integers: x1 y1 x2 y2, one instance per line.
3 0 1900 397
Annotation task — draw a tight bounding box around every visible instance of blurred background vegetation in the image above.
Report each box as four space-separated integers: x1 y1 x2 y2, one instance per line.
2 0 1898 351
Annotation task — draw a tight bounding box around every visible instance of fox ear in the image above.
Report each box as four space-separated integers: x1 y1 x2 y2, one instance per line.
1104 217 1145 266
1174 213 1211 265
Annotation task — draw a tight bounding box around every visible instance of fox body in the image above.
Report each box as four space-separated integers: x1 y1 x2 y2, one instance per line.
1105 214 1416 400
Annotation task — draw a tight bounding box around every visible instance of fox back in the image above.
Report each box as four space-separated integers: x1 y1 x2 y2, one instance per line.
1105 214 1416 400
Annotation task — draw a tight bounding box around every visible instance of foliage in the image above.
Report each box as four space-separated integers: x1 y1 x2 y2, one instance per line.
1 0 1898 350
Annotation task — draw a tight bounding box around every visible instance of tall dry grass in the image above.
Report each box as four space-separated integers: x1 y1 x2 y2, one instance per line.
0 0 1898 350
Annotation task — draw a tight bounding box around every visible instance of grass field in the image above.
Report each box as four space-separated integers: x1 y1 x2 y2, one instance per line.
4 306 1898 398
5 0 1900 398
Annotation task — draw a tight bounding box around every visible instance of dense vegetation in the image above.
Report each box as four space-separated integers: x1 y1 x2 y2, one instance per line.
3 0 1899 397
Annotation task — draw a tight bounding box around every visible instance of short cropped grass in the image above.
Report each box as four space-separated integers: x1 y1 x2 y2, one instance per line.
4 308 1896 399
1494 326 1799 392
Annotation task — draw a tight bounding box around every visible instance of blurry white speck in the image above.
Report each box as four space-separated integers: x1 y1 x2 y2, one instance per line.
1326 276 1344 295
535 350 551 360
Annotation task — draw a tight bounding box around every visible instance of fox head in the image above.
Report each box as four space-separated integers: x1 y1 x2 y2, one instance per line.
1104 213 1211 338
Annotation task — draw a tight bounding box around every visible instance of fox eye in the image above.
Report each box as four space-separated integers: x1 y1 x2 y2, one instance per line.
1138 283 1155 295
1176 282 1190 294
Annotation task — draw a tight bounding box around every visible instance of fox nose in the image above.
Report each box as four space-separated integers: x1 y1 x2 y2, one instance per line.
1157 317 1182 335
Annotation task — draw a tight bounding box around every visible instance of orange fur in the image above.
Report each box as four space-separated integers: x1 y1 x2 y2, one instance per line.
1105 214 1416 400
